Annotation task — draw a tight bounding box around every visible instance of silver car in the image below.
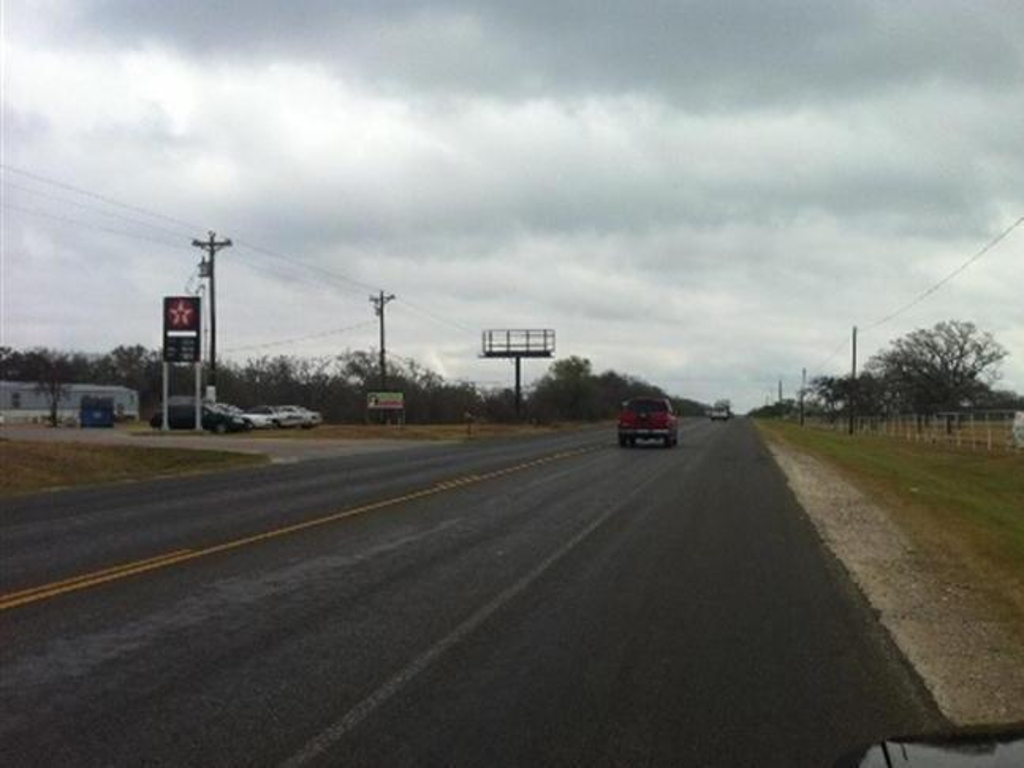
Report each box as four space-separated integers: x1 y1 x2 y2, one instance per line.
277 405 322 428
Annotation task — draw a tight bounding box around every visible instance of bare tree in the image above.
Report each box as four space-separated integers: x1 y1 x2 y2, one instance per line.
25 348 75 426
867 320 1007 412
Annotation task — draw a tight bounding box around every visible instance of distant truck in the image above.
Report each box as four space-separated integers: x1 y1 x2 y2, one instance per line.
709 399 732 421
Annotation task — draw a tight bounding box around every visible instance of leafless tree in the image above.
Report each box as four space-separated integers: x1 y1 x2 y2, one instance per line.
867 320 1007 412
25 349 75 426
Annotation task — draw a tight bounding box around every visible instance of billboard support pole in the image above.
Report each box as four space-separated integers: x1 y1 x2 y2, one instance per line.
162 362 170 432
480 329 556 422
515 356 522 417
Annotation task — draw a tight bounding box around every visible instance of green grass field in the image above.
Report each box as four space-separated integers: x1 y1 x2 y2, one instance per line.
0 439 266 496
757 420 1024 613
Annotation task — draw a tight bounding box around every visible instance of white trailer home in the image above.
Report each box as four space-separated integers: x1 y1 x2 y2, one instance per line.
0 381 140 424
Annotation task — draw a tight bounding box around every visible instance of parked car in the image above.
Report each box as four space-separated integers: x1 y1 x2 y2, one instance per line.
277 405 322 428
265 405 306 428
618 397 678 448
149 399 252 433
241 405 280 429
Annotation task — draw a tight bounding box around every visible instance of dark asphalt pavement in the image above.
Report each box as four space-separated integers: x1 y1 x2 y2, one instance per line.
0 419 942 766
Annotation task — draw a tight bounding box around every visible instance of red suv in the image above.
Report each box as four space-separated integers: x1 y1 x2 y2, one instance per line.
618 397 678 448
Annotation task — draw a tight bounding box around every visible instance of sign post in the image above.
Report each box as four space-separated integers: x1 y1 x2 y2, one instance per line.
162 362 170 432
194 362 203 432
162 296 203 431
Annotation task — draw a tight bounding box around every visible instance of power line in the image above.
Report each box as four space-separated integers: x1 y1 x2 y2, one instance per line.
221 320 376 354
393 298 476 335
4 163 485 352
2 202 192 251
862 215 1023 332
3 164 477 339
809 214 1022 377
0 163 200 233
3 180 193 241
232 239 381 297
2 164 386 296
810 336 850 376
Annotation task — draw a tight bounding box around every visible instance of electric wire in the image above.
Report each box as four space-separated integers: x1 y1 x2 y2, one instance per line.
809 215 1022 377
393 298 476 335
2 202 193 251
861 215 1023 332
221 320 377 354
3 180 194 241
3 164 475 342
232 239 380 297
0 163 200 233
2 165 380 297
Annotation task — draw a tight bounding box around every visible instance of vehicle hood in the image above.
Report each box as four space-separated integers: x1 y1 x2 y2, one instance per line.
835 729 1024 767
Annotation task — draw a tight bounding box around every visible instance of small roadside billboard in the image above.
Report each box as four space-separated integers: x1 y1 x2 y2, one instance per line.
367 392 404 411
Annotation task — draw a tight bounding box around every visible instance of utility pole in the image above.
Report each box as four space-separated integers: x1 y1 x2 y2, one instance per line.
799 367 807 426
192 231 232 397
369 290 396 390
848 325 858 435
778 378 783 404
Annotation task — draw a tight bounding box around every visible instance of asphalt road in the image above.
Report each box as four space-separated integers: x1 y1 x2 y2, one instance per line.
0 419 943 767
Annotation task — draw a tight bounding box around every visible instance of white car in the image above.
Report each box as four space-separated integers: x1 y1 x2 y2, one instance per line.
278 405 322 429
241 405 280 429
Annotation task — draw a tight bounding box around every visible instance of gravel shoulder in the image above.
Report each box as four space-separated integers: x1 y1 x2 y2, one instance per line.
764 435 1024 726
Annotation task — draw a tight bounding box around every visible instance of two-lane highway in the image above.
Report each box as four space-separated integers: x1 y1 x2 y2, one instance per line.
0 419 942 766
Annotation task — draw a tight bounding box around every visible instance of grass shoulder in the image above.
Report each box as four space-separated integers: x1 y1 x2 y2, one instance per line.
1 439 266 497
756 419 1024 612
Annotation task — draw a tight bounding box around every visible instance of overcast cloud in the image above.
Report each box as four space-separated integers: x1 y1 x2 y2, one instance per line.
2 0 1022 410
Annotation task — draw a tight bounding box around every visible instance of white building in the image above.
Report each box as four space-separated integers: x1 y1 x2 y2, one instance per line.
0 381 140 424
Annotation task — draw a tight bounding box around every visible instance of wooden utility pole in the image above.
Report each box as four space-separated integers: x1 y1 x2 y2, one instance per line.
192 231 232 396
799 367 806 426
370 290 396 390
848 325 858 435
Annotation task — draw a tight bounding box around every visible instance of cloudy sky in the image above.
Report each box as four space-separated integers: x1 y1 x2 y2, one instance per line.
2 0 1022 410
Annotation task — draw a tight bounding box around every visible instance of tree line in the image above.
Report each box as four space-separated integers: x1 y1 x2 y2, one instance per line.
0 346 708 425
750 320 1022 419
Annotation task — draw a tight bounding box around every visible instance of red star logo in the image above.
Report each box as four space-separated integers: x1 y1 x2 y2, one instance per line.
168 299 195 328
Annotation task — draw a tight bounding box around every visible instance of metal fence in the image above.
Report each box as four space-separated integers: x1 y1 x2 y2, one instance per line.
803 410 1022 452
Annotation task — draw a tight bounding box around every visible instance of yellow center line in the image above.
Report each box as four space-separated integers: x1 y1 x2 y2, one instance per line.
0 549 193 602
0 445 600 613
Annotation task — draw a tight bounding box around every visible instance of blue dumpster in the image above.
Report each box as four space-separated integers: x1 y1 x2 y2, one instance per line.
80 396 115 428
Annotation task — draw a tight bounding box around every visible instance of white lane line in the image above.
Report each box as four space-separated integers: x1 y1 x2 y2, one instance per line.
280 487 637 767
